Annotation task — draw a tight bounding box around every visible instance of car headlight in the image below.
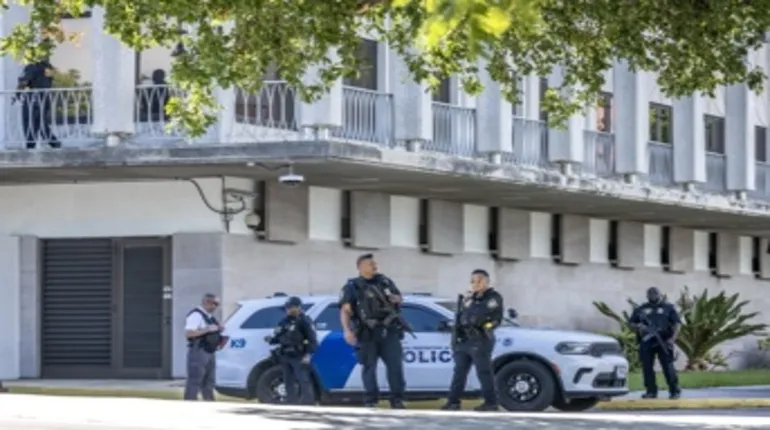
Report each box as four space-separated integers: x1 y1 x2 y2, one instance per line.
555 342 593 355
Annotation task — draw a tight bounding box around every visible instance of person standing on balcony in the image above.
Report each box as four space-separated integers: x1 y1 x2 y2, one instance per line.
16 58 61 149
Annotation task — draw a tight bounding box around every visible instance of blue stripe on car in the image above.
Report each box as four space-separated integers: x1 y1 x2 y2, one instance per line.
311 331 358 390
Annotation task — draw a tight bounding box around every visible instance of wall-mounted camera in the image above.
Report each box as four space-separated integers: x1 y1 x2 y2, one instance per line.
278 173 305 187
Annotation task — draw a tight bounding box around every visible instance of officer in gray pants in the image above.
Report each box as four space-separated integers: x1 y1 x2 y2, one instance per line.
184 293 224 401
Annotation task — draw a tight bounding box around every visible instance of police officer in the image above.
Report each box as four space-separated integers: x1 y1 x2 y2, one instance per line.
183 293 225 401
16 58 61 149
442 269 503 411
628 287 682 399
339 253 406 409
265 296 318 405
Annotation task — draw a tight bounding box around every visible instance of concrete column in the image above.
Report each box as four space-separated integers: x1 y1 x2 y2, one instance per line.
760 238 770 280
725 83 755 192
617 221 645 269
18 236 39 378
715 232 739 277
560 214 589 265
299 58 343 137
90 7 136 144
216 87 236 144
672 96 706 184
0 5 28 149
425 200 463 255
547 67 585 166
263 181 309 243
475 62 513 157
668 227 695 273
350 191 391 249
0 235 21 379
497 208 531 260
171 232 224 378
389 51 432 148
613 61 649 176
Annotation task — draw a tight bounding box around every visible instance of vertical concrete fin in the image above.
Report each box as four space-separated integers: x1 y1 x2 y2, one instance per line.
265 182 309 243
18 236 39 378
560 214 590 265
427 200 463 255
669 227 695 273
497 208 531 261
0 235 22 379
716 232 739 277
760 238 770 280
617 221 645 269
350 191 391 249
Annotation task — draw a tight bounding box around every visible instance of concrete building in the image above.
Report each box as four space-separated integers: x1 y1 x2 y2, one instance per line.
1 6 770 380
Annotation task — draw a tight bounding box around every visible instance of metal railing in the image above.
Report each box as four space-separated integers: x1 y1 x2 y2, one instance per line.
0 87 95 149
331 86 394 146
134 84 185 139
582 130 615 177
751 162 770 200
704 152 727 193
504 117 549 167
426 102 477 157
234 81 297 130
647 142 674 186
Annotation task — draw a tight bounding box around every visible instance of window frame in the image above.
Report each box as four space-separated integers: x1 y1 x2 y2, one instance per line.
314 304 343 332
597 92 613 132
649 103 673 144
343 38 378 91
756 125 767 163
239 304 313 329
399 303 451 333
704 114 726 154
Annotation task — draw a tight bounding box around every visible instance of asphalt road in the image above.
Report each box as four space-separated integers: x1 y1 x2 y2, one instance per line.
4 394 770 430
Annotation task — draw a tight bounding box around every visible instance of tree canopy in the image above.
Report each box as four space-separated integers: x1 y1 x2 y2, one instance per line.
2 0 769 137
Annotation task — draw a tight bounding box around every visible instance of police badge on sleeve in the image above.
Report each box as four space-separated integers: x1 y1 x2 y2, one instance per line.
487 298 499 309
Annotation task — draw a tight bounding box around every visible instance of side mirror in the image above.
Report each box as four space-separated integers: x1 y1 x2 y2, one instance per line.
507 308 518 319
437 320 453 332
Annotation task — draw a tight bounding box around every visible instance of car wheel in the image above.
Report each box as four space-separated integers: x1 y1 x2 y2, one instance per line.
255 365 288 404
551 397 600 412
495 360 556 412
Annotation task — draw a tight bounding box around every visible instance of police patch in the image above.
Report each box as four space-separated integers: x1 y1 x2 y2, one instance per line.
463 299 472 308
644 308 652 315
339 289 345 300
487 298 499 309
657 307 664 314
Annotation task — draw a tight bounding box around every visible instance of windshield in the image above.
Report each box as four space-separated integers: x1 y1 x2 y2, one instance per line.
435 300 517 327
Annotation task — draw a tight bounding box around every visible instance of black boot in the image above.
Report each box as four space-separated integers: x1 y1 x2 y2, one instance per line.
641 392 657 399
473 403 499 412
440 402 461 410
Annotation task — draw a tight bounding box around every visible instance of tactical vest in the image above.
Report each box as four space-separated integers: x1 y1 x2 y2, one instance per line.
354 278 392 327
187 309 222 353
274 318 306 357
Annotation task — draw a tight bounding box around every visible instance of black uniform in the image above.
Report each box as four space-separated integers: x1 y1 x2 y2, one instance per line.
445 288 503 410
628 296 681 398
267 310 318 404
339 274 406 407
16 60 60 149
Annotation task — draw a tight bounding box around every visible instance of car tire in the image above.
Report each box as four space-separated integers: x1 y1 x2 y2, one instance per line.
495 360 556 412
551 397 600 412
255 365 285 404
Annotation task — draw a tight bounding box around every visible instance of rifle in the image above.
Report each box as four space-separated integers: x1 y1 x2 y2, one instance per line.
450 293 463 347
638 313 674 359
361 280 416 339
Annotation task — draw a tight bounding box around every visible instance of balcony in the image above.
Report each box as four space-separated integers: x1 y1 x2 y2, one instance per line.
704 152 727 193
426 102 477 157
581 130 615 177
504 116 549 168
0 88 96 149
331 86 394 146
647 142 674 186
751 162 770 200
134 84 184 142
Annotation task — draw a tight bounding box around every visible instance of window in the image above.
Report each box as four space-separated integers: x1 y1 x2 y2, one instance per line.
343 38 378 90
597 92 613 132
432 78 451 103
704 115 725 154
708 232 718 276
539 78 549 123
649 103 672 144
314 305 342 331
240 304 312 329
400 304 450 332
756 126 767 162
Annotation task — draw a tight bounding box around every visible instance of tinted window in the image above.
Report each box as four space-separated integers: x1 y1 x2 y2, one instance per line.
400 304 450 332
315 304 343 332
435 300 515 327
240 304 312 329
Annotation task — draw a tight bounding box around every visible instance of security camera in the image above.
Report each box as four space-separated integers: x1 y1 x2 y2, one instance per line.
244 212 262 229
278 173 305 187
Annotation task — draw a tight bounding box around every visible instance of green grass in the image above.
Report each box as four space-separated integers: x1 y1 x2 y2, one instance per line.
7 369 770 411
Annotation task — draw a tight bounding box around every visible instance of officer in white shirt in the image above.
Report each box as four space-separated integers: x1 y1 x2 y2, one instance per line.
183 293 224 401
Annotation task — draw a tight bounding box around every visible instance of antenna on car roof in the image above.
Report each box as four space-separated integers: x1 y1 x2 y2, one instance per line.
272 292 288 297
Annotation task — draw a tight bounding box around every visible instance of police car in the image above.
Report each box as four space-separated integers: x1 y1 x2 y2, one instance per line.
215 293 629 412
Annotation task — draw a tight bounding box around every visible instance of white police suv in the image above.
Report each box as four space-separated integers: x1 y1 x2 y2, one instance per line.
215 293 629 412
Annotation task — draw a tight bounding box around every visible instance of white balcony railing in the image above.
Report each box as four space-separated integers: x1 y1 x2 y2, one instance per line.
704 152 727 193
331 86 394 146
234 81 298 131
581 130 615 177
647 142 674 186
0 87 97 149
134 84 185 141
504 117 549 167
426 102 477 157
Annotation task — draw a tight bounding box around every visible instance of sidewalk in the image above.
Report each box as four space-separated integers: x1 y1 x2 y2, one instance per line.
621 386 770 400
4 379 184 392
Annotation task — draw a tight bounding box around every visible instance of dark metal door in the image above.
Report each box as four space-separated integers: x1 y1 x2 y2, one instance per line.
115 238 172 378
41 239 115 378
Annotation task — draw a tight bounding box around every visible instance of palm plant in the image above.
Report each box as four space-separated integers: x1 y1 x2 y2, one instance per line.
594 287 767 371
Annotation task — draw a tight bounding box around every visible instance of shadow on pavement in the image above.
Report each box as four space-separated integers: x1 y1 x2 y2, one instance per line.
225 406 763 429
